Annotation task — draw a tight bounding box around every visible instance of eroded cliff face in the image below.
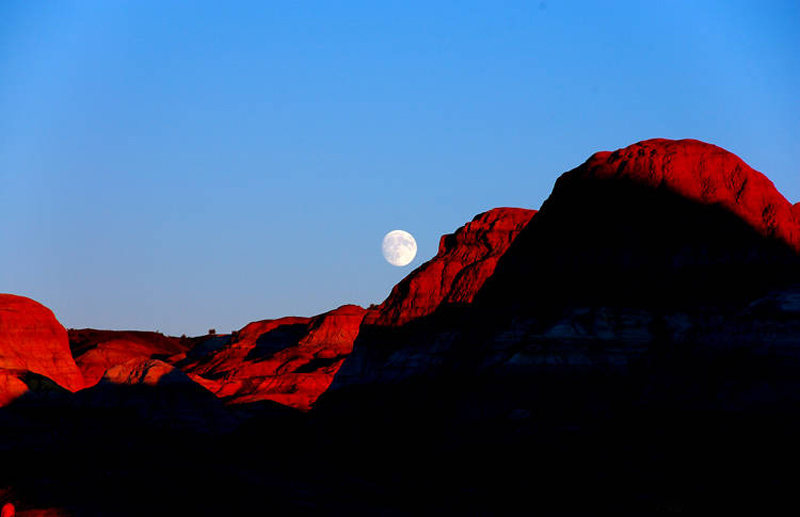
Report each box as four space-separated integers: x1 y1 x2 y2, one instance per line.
65 308 367 412
184 305 366 410
181 316 311 379
0 294 84 400
367 207 536 327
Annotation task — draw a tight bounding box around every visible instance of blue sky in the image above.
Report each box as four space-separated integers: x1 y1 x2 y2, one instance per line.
1 1 798 335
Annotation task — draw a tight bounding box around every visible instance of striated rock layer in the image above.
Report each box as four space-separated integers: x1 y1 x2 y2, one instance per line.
0 294 84 395
368 207 535 327
185 305 366 410
102 358 190 387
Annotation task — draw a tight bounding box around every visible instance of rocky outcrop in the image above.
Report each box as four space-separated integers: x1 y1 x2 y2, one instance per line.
479 139 800 311
579 139 800 249
0 369 70 407
101 358 190 387
181 316 311 375
0 295 84 396
69 329 188 387
184 305 366 410
0 371 31 407
368 208 535 326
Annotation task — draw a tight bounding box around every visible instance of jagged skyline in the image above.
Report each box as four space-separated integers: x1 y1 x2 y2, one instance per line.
2 137 800 514
1 1 798 335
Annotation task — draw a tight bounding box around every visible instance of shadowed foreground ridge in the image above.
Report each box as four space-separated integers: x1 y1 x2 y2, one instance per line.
2 138 800 515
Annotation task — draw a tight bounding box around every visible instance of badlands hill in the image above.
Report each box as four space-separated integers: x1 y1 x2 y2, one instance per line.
1 138 799 515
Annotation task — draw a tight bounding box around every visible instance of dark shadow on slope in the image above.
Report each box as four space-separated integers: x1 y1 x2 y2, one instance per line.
293 355 346 373
315 309 800 514
0 370 244 516
476 176 800 317
245 323 308 362
174 334 232 368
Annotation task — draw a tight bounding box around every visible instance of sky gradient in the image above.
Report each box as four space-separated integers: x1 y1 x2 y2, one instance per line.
1 1 798 336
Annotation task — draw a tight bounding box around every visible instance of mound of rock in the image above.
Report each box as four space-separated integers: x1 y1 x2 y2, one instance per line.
0 294 84 398
185 305 366 410
69 329 188 387
479 139 800 310
368 208 535 326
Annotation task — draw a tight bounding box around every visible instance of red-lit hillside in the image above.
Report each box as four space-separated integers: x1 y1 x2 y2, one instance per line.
368 207 536 326
0 294 84 400
577 139 800 250
184 305 366 410
477 138 800 310
69 329 188 387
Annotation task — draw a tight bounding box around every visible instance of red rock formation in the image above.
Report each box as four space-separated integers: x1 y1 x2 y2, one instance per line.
184 305 366 410
367 208 536 326
102 358 186 386
0 294 84 395
578 139 800 251
69 329 188 387
479 138 800 309
0 370 30 407
183 316 310 376
333 139 800 391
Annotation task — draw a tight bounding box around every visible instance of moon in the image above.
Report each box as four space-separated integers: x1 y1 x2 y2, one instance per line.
382 230 417 267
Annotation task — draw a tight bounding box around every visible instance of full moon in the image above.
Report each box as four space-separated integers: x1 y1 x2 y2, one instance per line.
382 230 417 267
